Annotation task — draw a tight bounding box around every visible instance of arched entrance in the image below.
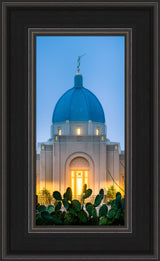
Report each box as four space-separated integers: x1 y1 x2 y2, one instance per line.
69 157 89 196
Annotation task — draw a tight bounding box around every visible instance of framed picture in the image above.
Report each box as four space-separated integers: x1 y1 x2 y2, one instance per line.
33 32 129 230
1 1 159 260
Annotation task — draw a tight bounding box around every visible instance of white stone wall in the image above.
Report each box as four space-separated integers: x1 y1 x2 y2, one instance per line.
51 121 106 138
39 145 53 193
37 122 124 199
53 135 106 196
106 144 121 191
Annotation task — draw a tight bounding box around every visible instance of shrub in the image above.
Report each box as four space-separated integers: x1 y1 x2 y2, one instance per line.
106 185 117 201
36 185 125 226
38 188 52 205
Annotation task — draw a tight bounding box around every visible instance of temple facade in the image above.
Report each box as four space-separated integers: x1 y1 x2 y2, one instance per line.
36 68 125 202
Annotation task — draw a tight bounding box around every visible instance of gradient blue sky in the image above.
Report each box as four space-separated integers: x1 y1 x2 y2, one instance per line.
36 36 125 150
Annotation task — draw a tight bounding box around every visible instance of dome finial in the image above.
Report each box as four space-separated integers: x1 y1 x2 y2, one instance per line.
77 53 86 72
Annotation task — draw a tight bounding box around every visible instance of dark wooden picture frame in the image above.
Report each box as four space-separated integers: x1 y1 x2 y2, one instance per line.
0 1 159 260
29 28 131 232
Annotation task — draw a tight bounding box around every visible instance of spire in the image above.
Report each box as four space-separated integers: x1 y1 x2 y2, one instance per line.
74 54 85 88
77 54 85 73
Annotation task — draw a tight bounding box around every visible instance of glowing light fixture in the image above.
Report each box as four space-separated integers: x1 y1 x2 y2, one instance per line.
41 145 44 150
77 128 81 135
58 129 61 135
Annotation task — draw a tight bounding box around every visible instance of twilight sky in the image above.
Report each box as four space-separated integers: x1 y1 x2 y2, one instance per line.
36 36 125 150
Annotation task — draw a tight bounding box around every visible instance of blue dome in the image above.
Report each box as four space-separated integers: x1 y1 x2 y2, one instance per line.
52 73 105 123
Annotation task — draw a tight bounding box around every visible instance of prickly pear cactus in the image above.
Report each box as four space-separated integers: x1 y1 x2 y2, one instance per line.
36 187 125 226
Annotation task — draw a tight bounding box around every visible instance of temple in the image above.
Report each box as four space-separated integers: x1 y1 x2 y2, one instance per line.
36 60 125 203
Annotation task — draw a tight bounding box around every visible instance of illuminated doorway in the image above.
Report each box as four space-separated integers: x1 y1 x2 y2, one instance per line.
71 170 89 195
69 157 89 196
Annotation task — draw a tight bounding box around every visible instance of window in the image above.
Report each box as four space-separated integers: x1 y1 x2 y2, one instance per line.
96 129 100 135
71 170 89 195
58 129 61 135
77 128 81 135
